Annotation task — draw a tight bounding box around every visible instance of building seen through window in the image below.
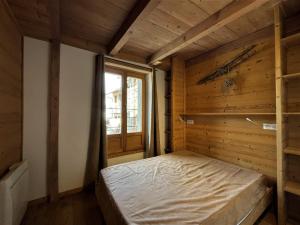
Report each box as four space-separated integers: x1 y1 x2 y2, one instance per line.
127 77 142 133
105 72 122 135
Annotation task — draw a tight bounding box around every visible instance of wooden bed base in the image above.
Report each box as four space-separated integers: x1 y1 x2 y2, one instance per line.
96 184 273 225
239 187 273 225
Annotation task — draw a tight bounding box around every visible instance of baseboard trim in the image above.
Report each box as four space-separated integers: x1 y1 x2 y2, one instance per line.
28 186 86 206
58 187 83 198
28 196 48 206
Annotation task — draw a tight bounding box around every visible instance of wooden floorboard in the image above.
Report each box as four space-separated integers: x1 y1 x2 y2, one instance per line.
22 190 289 225
21 190 105 225
257 213 277 225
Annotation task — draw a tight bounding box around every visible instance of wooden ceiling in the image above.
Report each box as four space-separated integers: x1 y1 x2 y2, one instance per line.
7 0 300 67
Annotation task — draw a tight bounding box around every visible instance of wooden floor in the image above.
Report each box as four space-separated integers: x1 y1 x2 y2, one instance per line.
22 191 278 225
257 213 277 225
21 190 105 225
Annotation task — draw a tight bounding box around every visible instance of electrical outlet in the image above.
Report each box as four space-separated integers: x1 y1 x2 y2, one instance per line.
263 123 276 130
186 120 194 125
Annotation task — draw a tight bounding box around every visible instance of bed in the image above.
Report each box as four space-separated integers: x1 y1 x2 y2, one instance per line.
96 151 272 225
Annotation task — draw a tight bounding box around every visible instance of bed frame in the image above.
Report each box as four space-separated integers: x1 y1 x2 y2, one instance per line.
239 187 273 225
96 179 273 225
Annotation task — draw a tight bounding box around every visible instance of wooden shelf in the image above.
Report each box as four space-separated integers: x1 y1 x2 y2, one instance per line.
281 72 300 79
283 112 300 116
285 181 300 196
181 112 276 116
284 147 300 156
281 32 300 47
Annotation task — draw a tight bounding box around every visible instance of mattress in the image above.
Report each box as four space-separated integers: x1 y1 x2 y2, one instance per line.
97 151 268 225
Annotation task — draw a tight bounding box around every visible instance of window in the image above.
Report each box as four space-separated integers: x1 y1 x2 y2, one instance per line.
127 77 143 133
105 67 146 157
105 72 122 135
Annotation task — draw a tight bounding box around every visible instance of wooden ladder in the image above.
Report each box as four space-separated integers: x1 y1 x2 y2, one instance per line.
274 4 300 225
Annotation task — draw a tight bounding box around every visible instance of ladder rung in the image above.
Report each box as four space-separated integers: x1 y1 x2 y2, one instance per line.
285 181 300 196
281 32 300 46
284 147 300 156
281 72 300 79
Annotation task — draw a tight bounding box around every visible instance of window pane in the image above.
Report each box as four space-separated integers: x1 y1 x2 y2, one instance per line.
127 77 142 133
105 72 122 135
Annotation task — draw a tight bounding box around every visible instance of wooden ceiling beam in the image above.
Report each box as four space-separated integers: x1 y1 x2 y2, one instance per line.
149 0 271 64
49 0 60 40
107 0 160 56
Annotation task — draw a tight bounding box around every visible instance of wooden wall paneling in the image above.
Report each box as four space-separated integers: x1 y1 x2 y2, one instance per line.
184 19 277 179
286 193 300 223
186 37 276 113
0 0 22 177
287 116 300 151
184 5 300 224
171 56 185 152
185 116 277 178
286 45 300 113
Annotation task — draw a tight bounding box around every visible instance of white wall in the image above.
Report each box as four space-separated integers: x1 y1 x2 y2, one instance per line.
23 38 96 199
23 37 49 200
58 44 96 193
23 37 166 200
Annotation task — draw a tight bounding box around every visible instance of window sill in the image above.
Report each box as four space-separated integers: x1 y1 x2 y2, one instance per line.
108 149 144 159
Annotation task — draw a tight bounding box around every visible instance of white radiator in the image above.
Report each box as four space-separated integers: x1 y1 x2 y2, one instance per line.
0 161 29 225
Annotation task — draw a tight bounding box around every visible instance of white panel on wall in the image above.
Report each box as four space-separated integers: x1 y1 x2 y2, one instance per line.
23 37 161 196
23 37 49 201
58 44 96 193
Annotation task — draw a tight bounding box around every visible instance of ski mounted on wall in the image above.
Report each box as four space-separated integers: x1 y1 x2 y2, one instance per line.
197 44 257 85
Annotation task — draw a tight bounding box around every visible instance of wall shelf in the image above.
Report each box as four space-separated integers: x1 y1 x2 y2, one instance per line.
283 112 300 116
281 72 300 79
285 181 300 196
284 147 300 156
181 112 276 116
281 32 300 47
